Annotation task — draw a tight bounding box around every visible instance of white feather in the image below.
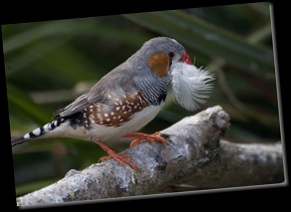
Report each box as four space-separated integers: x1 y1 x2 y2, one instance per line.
170 62 214 111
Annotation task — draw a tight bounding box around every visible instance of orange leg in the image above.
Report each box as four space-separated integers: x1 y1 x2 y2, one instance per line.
93 138 137 169
124 132 168 147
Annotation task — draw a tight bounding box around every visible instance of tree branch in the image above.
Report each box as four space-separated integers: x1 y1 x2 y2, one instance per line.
16 106 284 207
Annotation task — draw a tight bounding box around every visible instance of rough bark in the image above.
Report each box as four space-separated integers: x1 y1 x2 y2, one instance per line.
16 105 285 207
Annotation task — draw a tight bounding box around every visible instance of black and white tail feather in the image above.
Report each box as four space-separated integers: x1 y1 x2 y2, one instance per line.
11 117 66 147
11 117 66 146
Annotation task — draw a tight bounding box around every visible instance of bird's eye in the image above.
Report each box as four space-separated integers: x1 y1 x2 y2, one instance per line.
168 52 175 58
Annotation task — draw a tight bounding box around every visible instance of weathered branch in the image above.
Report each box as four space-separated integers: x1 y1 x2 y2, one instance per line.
16 106 284 207
170 139 283 189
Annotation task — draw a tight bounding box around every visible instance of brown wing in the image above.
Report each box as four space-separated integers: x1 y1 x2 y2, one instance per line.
53 60 137 118
53 82 108 118
53 94 89 118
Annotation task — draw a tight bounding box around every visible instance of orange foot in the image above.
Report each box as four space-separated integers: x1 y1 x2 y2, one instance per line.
93 138 137 169
124 132 169 147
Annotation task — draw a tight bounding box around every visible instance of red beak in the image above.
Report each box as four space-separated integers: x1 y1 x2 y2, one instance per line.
180 51 192 65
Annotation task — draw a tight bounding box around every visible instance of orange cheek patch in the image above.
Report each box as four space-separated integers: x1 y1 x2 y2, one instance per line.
147 52 170 77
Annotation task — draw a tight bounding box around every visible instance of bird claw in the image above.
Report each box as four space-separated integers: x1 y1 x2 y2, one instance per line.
124 132 169 147
93 138 137 169
98 153 137 169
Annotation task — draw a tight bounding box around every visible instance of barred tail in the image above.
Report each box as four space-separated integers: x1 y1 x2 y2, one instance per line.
11 117 66 147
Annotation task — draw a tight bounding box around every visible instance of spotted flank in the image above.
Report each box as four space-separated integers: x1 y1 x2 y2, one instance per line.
11 117 66 147
83 91 149 128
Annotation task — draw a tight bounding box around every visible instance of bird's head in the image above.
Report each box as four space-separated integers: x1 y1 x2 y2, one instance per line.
131 37 214 110
140 37 192 78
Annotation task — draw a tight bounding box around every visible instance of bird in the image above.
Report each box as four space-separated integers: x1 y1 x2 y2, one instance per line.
11 37 197 169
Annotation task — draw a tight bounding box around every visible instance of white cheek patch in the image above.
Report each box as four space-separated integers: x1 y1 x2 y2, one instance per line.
171 62 214 111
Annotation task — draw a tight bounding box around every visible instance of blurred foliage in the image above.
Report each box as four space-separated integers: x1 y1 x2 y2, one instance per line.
2 2 280 197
